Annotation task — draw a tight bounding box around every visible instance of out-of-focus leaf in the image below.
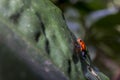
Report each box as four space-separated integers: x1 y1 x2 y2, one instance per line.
0 18 68 80
85 7 120 63
73 0 107 15
85 7 119 27
91 12 120 28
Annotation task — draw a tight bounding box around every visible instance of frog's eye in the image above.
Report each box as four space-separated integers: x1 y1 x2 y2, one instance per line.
80 39 82 42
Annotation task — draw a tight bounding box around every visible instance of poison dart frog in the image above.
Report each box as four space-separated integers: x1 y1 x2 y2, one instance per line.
75 38 101 80
77 38 86 51
75 38 89 61
74 38 91 67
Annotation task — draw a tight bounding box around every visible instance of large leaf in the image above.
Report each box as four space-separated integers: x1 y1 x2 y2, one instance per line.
0 0 109 80
0 18 68 80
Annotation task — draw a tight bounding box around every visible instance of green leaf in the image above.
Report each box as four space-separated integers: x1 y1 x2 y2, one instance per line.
0 0 109 80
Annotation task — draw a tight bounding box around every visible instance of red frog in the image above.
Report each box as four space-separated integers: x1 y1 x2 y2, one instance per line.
74 38 90 64
77 38 86 51
74 38 87 53
75 39 101 80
